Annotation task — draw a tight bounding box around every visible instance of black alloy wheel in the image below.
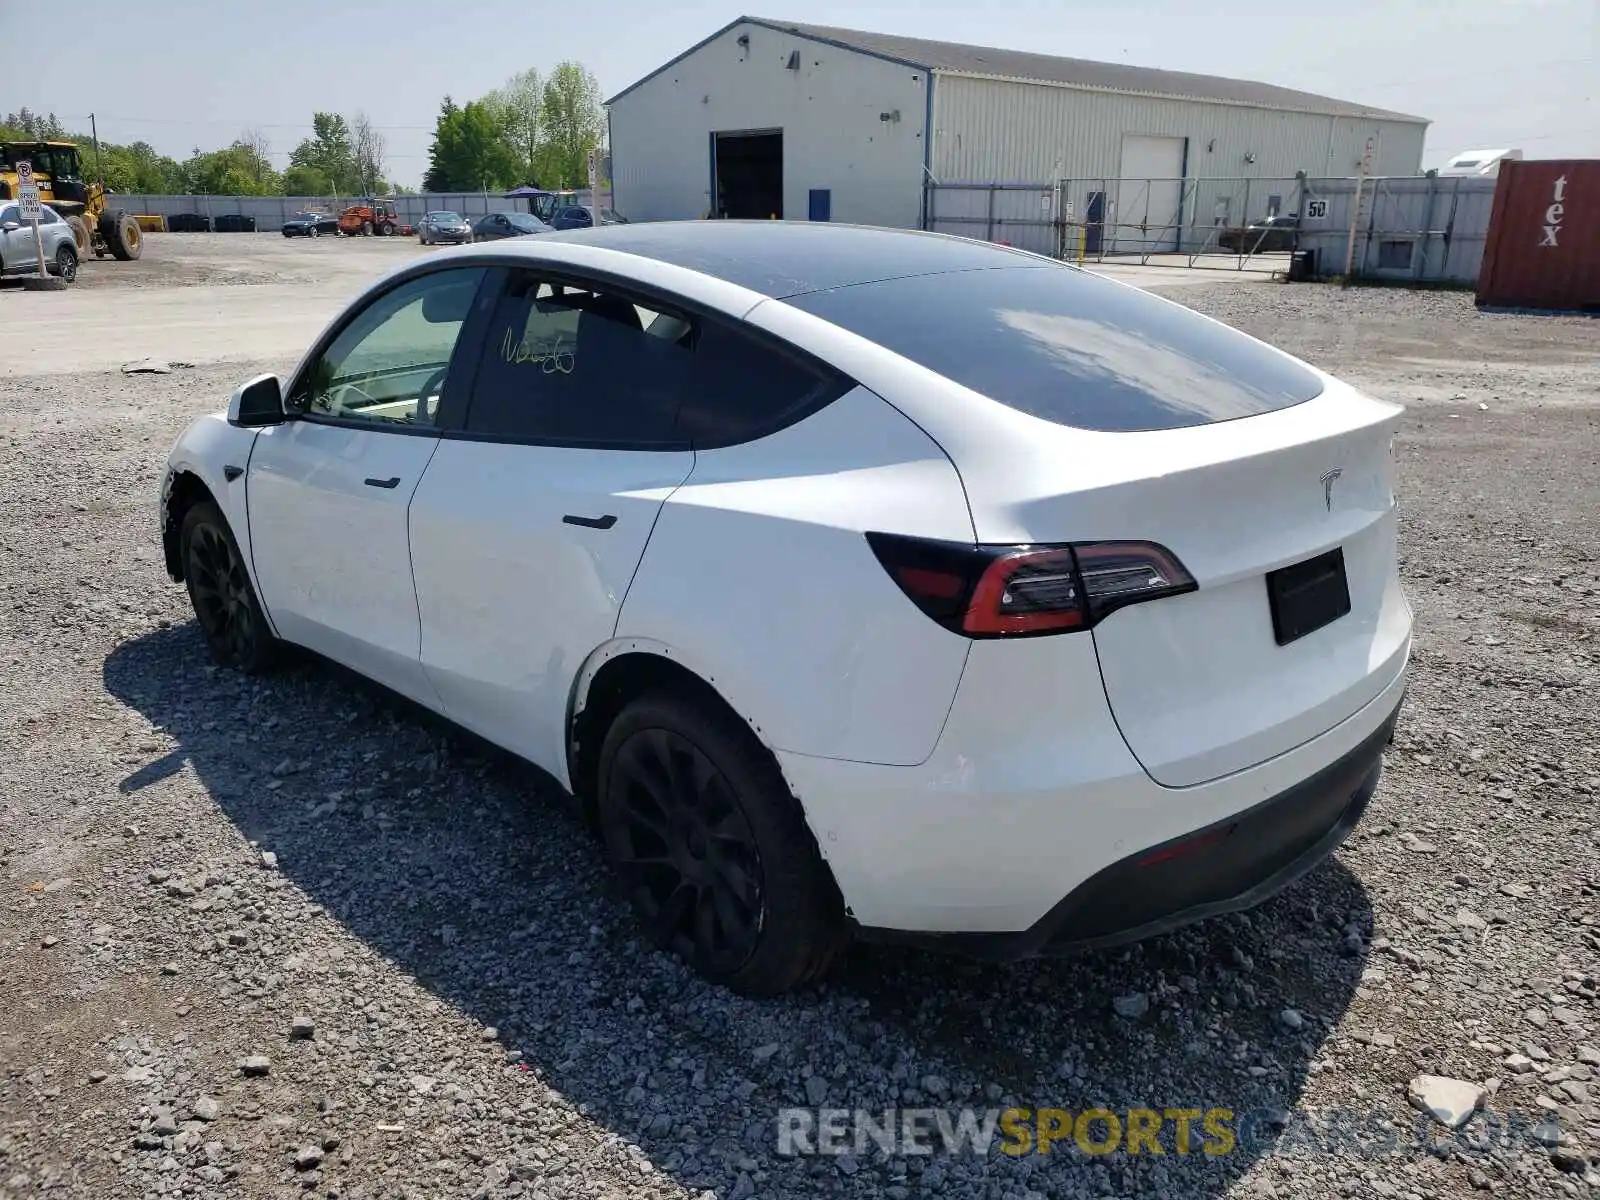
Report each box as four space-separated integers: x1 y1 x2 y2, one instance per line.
181 501 278 673
606 726 764 977
597 692 846 996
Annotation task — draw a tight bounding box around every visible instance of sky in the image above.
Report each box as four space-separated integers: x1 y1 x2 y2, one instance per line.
3 0 1595 188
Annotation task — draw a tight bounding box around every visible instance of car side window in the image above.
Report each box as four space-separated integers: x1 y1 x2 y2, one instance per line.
0 206 18 225
290 268 488 428
38 208 59 225
464 274 694 446
676 320 849 448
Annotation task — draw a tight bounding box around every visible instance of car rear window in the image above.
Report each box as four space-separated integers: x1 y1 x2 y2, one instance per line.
786 264 1324 432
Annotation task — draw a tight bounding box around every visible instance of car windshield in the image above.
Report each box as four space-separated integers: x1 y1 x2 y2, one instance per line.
788 264 1325 433
428 212 461 222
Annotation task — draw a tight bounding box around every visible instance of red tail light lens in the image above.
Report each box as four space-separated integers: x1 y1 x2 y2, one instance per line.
866 533 1195 638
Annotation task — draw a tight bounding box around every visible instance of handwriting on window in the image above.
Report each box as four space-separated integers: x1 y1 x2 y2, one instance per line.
501 326 574 375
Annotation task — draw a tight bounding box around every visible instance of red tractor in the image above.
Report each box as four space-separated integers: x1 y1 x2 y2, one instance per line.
337 197 400 237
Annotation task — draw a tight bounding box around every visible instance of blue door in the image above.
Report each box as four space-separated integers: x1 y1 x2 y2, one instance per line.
1085 191 1106 255
808 189 831 222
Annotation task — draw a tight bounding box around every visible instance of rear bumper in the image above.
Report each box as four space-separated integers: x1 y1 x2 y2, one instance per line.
776 634 1408 940
860 694 1399 961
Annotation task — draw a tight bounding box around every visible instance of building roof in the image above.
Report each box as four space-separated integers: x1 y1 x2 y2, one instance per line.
607 17 1428 125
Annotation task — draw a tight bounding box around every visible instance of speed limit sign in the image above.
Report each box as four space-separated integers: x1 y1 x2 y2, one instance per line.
15 159 42 222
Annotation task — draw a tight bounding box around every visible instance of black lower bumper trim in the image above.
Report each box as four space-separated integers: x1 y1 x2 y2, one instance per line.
857 695 1403 963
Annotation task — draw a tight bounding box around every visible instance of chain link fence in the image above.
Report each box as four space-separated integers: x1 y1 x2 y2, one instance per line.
925 174 1498 284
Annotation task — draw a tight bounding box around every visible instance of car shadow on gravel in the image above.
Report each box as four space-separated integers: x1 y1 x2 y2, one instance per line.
105 623 1373 1198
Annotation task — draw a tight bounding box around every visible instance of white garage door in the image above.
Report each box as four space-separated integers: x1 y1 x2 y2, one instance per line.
1113 135 1186 254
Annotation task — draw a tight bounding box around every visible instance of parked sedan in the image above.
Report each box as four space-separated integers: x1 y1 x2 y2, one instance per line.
158 222 1410 996
418 211 473 245
548 205 629 231
470 211 552 241
281 211 340 238
0 202 78 282
1217 214 1300 253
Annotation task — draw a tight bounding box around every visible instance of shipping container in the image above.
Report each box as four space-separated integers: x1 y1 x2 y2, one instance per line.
1476 159 1600 314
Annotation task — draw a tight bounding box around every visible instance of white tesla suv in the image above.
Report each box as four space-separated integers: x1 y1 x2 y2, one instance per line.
159 222 1411 996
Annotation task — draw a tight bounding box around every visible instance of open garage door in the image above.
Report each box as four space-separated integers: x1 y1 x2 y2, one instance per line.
713 130 783 220
1113 135 1186 254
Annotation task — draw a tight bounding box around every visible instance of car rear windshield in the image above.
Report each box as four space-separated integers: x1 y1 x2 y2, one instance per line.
786 264 1324 432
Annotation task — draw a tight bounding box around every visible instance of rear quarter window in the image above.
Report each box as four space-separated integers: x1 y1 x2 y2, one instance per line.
786 265 1324 432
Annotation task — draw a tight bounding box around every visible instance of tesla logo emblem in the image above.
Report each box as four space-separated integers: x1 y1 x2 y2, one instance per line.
1320 468 1343 512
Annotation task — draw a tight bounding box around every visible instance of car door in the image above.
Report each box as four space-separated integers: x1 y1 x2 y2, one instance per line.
408 269 696 780
0 205 26 272
246 266 492 706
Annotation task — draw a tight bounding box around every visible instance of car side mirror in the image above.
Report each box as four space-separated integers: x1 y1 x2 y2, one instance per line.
0 221 19 232
227 373 287 427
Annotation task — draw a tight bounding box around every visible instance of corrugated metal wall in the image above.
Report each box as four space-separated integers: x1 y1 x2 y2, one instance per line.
1296 175 1497 284
607 20 928 227
97 191 614 233
933 75 1426 183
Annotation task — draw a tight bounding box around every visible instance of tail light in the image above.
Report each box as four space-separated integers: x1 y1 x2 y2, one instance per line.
866 532 1195 638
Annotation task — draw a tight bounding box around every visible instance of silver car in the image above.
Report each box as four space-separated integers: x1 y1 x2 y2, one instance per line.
0 203 79 283
418 210 473 245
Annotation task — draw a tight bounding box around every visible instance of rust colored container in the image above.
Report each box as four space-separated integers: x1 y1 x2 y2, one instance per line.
1476 159 1600 314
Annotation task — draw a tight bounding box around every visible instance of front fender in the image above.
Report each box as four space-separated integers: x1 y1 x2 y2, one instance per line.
162 412 264 592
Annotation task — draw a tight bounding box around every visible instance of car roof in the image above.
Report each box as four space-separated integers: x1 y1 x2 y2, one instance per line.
529 220 1051 299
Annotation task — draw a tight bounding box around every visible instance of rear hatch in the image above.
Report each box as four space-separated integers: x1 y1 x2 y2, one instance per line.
1074 395 1407 785
786 264 1411 787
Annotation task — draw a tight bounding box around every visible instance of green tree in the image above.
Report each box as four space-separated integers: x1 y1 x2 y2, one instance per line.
422 97 459 193
485 68 543 183
2 108 67 140
184 141 281 195
101 141 185 193
539 62 604 187
426 100 518 192
288 113 358 194
282 163 333 196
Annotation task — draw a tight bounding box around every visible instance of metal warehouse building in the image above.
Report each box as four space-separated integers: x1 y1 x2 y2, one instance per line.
608 17 1428 254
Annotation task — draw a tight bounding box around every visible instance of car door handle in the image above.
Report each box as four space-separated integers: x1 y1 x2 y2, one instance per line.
562 513 617 530
364 476 401 489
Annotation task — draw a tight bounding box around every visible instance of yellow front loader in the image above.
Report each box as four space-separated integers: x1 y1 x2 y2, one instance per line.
0 140 142 260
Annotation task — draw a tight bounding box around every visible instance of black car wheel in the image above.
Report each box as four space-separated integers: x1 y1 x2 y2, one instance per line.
597 691 845 996
180 500 280 674
53 244 77 283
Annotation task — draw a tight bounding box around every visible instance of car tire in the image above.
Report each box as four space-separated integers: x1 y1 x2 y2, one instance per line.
596 690 846 997
310 224 319 238
180 499 280 674
52 243 77 284
361 220 373 237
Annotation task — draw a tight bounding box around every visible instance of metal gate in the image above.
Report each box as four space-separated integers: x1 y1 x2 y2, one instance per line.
925 175 1309 271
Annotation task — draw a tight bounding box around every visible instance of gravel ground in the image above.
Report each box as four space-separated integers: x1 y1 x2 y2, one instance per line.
2 277 1598 1200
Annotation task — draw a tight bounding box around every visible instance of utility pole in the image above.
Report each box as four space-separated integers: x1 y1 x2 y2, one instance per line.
1342 137 1374 288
